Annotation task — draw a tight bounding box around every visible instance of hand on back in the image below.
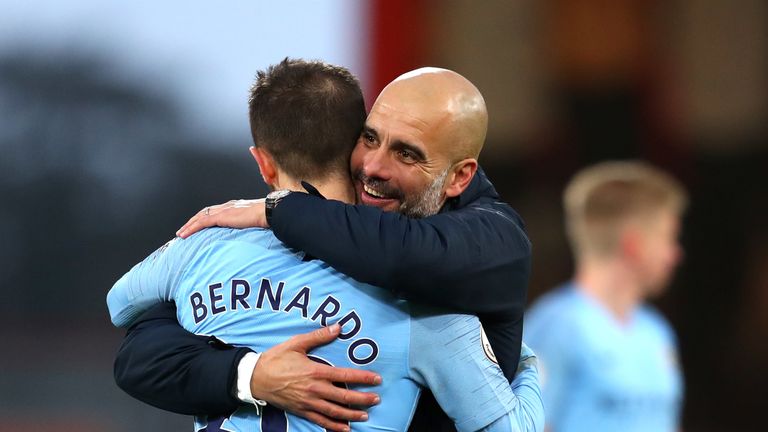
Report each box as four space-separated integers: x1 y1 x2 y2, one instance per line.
251 324 382 432
177 199 267 238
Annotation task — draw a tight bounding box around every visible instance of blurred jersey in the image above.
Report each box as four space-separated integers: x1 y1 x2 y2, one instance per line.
108 227 538 432
524 283 682 432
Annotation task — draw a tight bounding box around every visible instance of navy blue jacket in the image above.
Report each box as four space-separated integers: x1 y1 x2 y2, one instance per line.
114 168 531 420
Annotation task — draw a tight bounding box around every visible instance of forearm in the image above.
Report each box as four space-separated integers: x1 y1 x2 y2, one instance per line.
114 303 251 415
271 194 531 314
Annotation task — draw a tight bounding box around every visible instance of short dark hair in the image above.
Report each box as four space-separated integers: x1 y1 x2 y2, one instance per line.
248 58 366 181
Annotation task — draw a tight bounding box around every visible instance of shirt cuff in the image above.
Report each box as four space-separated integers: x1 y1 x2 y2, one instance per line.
236 352 268 414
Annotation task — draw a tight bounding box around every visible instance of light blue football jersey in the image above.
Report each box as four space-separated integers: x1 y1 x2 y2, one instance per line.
524 283 683 432
108 227 544 432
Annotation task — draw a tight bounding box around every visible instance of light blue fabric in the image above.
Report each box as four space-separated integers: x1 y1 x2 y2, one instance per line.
108 227 544 431
524 283 683 432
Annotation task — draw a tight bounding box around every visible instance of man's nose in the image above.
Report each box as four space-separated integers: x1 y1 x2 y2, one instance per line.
363 146 392 181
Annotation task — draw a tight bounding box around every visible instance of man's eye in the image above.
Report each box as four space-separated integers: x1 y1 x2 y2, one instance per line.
398 150 416 161
362 133 376 145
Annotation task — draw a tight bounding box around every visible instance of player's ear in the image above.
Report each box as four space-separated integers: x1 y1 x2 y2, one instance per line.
444 158 478 199
250 146 277 186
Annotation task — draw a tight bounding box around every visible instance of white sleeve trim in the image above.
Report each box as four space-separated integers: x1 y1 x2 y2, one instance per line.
236 352 268 414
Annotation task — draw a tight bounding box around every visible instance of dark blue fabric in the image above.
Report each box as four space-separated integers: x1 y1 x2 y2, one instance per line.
114 302 251 416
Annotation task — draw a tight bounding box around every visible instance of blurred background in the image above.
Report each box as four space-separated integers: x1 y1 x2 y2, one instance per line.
1 0 765 430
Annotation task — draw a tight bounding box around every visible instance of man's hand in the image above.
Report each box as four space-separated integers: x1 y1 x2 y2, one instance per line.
251 324 382 432
177 199 266 238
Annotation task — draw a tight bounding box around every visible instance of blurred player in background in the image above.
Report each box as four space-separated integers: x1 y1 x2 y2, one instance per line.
524 161 686 432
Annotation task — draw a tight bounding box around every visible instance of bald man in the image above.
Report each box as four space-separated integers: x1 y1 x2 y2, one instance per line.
350 68 487 218
117 66 532 430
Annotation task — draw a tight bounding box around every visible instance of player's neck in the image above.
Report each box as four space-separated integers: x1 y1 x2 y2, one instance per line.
274 174 355 205
575 258 644 324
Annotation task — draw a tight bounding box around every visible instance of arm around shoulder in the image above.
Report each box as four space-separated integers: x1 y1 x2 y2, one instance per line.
271 193 531 314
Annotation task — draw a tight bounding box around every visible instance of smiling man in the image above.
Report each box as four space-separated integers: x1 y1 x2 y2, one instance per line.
352 68 486 218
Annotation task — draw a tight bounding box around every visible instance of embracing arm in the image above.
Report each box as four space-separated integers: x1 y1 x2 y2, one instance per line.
114 302 249 416
177 179 530 314
270 193 531 315
114 303 380 430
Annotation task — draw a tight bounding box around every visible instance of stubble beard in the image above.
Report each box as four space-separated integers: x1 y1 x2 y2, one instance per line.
399 168 450 218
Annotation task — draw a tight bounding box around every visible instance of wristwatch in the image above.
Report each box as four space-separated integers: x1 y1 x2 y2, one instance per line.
265 189 292 227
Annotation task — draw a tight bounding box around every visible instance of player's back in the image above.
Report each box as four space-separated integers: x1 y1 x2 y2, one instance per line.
108 226 533 432
174 227 417 432
524 284 683 432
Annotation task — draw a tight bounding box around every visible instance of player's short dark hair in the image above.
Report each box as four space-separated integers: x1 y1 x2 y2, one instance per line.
248 58 366 181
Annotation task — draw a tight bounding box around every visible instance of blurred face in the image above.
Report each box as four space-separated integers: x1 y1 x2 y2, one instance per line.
349 100 455 218
633 210 684 297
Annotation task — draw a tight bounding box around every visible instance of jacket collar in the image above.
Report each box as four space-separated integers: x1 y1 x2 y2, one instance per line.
442 166 498 212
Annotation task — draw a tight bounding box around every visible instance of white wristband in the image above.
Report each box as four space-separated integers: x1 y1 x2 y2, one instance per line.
236 352 268 414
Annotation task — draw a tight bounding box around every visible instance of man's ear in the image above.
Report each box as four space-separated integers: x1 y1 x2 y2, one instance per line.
444 158 478 199
250 146 277 187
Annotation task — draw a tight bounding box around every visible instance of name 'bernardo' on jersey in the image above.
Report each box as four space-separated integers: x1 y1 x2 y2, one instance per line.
188 277 379 366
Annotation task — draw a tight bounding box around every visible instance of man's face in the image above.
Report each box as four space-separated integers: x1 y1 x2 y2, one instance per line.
349 99 455 218
634 210 683 297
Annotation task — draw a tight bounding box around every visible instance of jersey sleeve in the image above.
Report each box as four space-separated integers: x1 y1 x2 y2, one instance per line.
408 310 544 432
480 343 545 432
106 228 230 327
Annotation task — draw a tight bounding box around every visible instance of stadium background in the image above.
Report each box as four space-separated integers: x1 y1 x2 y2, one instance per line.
1 1 766 430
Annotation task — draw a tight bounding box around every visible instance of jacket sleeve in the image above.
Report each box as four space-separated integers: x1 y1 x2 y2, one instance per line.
271 194 531 316
114 302 252 416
